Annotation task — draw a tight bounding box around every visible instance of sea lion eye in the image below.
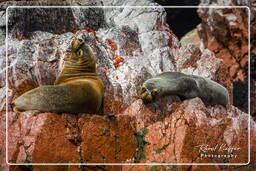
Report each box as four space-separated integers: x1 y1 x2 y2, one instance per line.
77 49 83 57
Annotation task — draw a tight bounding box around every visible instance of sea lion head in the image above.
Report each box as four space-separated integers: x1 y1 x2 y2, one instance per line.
68 38 96 72
140 80 159 104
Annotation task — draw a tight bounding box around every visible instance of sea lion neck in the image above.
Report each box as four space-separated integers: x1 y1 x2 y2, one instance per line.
64 59 96 73
54 57 98 85
54 40 99 85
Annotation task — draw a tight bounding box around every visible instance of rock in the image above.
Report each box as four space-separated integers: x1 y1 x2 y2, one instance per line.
125 98 255 171
78 114 137 163
0 31 74 111
0 0 105 44
7 7 76 40
197 0 254 113
197 0 255 81
0 1 68 43
1 97 255 170
2 110 137 164
1 0 252 170
251 55 256 122
180 25 201 47
123 98 254 164
0 2 233 113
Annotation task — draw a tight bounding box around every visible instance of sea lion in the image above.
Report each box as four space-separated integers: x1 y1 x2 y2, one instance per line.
12 38 104 114
140 72 229 106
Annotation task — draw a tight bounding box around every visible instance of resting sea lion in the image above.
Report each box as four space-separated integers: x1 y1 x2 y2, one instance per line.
140 72 229 106
12 39 104 114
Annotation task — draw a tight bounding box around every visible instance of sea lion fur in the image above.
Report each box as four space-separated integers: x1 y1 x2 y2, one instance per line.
141 72 229 106
13 39 104 114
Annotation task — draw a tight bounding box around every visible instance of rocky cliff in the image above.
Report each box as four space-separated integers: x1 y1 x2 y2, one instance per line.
0 0 255 170
1 97 255 171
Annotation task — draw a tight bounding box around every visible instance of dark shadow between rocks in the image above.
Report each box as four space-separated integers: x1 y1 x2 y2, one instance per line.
7 4 106 39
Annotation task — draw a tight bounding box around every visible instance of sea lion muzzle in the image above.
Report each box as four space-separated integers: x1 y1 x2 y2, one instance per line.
141 92 153 104
140 86 154 104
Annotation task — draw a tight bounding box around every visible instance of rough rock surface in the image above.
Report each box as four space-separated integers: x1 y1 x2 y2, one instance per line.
0 2 233 113
180 26 201 47
1 98 255 170
252 55 256 122
0 0 254 170
198 0 254 81
197 0 254 114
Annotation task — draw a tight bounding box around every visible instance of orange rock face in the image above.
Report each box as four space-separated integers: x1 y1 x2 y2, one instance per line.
0 1 254 170
1 97 255 170
0 111 137 170
198 7 252 82
78 114 137 163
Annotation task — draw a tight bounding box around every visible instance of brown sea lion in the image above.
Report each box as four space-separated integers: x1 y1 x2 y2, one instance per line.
12 38 104 114
140 72 229 106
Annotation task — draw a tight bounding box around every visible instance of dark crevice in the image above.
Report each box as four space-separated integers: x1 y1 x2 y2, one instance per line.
251 54 256 120
155 0 201 39
233 80 248 112
7 6 106 39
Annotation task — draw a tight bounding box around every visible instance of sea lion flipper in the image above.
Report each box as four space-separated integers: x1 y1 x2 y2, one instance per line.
13 84 102 114
13 106 21 112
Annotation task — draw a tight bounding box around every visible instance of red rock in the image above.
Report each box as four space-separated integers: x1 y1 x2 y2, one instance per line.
122 98 255 166
240 55 248 68
105 38 117 51
5 111 81 165
1 95 255 170
100 71 128 114
0 1 255 170
198 6 251 81
113 56 125 68
78 114 137 163
79 27 96 36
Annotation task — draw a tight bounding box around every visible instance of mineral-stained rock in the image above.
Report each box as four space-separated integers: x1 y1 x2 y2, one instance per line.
180 25 201 47
78 114 137 163
0 111 81 171
0 97 255 170
0 0 252 170
197 0 255 81
197 0 254 114
0 31 74 112
1 110 138 164
0 3 233 113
